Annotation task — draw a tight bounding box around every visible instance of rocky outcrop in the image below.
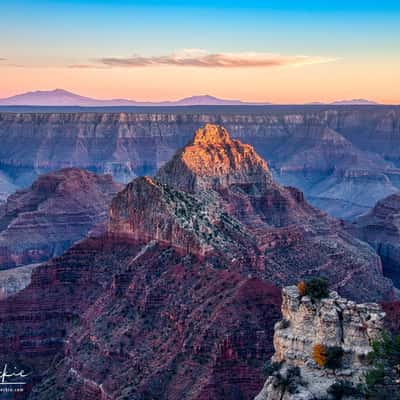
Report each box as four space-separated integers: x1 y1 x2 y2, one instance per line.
1 108 400 219
0 168 122 270
0 125 395 400
349 193 400 288
0 263 36 298
256 286 386 400
156 124 272 193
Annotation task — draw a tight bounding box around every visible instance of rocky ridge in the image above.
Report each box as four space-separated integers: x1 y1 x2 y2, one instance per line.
256 286 386 400
110 124 394 301
109 175 252 256
0 168 122 270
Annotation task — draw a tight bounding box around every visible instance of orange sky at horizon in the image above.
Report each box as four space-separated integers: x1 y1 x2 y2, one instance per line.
1 59 399 104
2 1 400 105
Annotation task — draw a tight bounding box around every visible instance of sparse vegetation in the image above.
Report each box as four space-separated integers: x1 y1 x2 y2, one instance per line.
299 277 329 301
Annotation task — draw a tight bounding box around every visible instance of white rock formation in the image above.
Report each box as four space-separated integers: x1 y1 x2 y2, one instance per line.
255 285 386 400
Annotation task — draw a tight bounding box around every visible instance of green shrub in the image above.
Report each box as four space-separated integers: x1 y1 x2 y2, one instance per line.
365 365 385 387
304 277 329 301
325 346 344 370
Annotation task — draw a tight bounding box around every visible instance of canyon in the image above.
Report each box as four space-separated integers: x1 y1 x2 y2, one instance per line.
0 106 399 219
0 124 396 400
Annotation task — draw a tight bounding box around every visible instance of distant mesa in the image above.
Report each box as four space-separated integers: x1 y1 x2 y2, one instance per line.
306 98 380 105
331 98 380 105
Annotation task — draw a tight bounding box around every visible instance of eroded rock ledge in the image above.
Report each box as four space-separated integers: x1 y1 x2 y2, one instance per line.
256 286 386 400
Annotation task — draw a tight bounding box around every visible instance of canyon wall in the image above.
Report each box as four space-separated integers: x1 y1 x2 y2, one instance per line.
350 193 400 288
1 107 400 218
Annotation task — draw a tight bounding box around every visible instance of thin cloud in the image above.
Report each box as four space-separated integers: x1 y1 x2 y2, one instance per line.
0 59 25 68
68 64 110 70
96 49 337 69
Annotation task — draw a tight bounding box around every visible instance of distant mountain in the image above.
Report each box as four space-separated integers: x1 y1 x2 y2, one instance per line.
0 89 139 106
0 89 270 107
173 94 267 106
331 98 380 105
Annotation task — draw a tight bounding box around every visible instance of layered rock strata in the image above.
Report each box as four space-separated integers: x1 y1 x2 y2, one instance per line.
0 168 122 269
256 286 386 400
1 108 400 218
350 193 400 288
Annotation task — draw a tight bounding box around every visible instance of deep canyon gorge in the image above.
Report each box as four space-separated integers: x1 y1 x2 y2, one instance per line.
1 106 400 220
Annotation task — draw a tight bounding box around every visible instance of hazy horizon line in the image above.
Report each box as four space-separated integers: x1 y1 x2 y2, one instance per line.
0 88 395 106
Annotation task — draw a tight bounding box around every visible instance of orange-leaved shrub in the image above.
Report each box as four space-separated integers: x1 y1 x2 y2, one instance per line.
312 343 327 367
297 280 306 297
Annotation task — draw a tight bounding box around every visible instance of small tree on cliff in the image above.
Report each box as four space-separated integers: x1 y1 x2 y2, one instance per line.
298 277 329 301
325 346 344 370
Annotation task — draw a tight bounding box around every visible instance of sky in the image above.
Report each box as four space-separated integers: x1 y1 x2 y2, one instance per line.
1 0 400 103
